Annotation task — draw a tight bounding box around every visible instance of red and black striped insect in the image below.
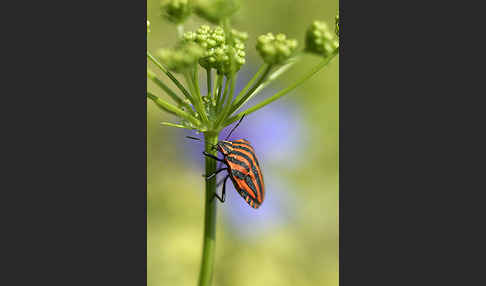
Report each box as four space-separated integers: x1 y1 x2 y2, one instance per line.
187 115 265 209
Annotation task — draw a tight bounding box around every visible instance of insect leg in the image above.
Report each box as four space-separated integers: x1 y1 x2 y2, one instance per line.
203 168 229 180
212 175 230 203
212 171 231 187
221 175 229 202
202 151 225 163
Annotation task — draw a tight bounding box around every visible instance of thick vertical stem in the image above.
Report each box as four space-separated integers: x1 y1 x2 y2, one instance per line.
198 132 219 286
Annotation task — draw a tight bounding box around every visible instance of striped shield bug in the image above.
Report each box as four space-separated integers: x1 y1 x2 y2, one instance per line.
187 115 265 209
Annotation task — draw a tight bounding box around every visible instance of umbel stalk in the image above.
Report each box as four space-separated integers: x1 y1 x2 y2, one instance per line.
198 132 219 286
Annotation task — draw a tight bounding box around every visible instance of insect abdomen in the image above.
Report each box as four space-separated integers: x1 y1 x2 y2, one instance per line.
225 140 265 208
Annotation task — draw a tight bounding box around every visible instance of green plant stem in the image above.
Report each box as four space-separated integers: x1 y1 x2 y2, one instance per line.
214 74 222 100
206 68 212 99
147 69 193 113
147 92 201 127
231 57 300 115
216 74 236 127
216 77 228 113
217 78 228 112
213 74 223 112
193 66 202 99
183 70 209 124
181 72 200 112
198 132 219 286
193 67 210 123
206 69 216 115
160 121 201 130
214 18 238 127
225 52 338 125
233 64 268 104
254 59 296 92
230 64 272 114
147 51 193 102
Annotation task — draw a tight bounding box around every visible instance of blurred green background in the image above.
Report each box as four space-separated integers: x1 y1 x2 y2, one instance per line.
147 1 339 285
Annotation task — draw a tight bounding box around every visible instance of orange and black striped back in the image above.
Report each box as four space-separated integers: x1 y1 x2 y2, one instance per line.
217 139 265 209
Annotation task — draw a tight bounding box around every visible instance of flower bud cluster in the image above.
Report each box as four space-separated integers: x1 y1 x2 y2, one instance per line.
305 21 339 57
184 25 247 75
256 33 298 65
156 42 205 73
161 0 193 24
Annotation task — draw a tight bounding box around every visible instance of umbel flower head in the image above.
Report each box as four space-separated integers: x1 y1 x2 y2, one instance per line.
161 0 193 24
305 21 339 57
256 33 298 65
184 25 247 75
156 42 205 73
194 0 240 24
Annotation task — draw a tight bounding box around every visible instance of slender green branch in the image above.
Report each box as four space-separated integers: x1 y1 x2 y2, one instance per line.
182 70 209 124
147 92 201 127
161 121 202 130
198 132 219 286
256 58 298 91
178 71 199 112
147 69 193 112
214 73 222 100
183 72 197 98
216 73 236 128
193 67 210 123
206 68 212 99
231 59 298 114
214 18 238 127
193 66 202 98
233 64 268 104
218 75 224 100
216 78 229 113
230 64 273 115
225 52 338 125
206 68 216 116
147 51 193 102
213 74 223 113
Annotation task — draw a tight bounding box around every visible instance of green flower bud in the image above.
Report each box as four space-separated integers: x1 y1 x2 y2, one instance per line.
161 0 193 24
156 42 205 73
194 0 240 24
305 21 339 57
184 25 247 75
256 33 298 65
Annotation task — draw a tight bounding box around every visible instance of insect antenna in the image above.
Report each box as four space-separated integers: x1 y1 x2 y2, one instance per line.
186 136 201 141
224 114 246 141
186 135 218 150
